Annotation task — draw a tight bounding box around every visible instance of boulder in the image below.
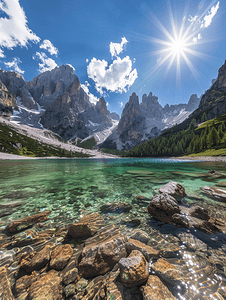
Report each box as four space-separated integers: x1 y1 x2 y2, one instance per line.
68 212 103 239
119 250 149 287
200 186 226 202
126 238 159 261
171 213 190 228
50 244 73 270
194 220 222 234
147 193 180 223
129 229 150 244
140 275 176 300
63 267 78 285
159 181 186 201
20 244 52 272
27 269 63 300
105 281 124 299
6 211 51 233
151 258 183 287
15 271 39 296
64 284 76 297
0 266 15 300
78 228 127 278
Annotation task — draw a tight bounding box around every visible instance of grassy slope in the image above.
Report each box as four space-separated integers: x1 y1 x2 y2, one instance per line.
0 122 89 158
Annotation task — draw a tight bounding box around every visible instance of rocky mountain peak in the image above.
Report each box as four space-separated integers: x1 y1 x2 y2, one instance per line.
95 97 108 115
140 91 163 119
215 59 226 90
0 70 25 97
186 94 199 111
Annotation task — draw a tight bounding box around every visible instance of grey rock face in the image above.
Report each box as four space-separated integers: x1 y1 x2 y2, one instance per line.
19 86 38 110
110 112 120 120
0 70 25 97
140 92 164 119
0 79 16 116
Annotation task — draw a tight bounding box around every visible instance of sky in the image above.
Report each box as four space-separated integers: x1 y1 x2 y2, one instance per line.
0 0 225 115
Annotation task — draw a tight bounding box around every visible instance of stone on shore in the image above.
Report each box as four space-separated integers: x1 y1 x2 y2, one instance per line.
140 275 176 300
171 213 190 228
159 181 186 201
63 267 78 285
147 193 180 223
200 186 226 202
190 205 210 220
68 212 104 239
126 238 159 261
130 229 150 244
20 244 52 272
151 258 183 287
78 228 127 278
0 266 15 300
6 211 51 233
27 269 63 300
15 271 39 296
119 250 149 287
50 244 73 270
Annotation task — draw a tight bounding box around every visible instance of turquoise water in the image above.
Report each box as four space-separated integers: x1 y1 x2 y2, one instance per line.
1 158 226 299
0 157 226 222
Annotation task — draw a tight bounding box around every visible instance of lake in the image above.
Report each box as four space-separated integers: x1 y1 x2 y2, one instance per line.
1 157 226 299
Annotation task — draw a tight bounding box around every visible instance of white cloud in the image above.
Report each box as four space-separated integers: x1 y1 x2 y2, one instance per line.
86 59 89 63
188 15 198 23
66 63 75 71
87 56 138 94
33 52 58 73
110 37 128 58
0 0 40 51
120 102 123 107
198 33 202 40
39 39 58 56
193 37 198 44
106 102 109 107
200 2 220 28
4 57 24 74
0 49 4 58
81 81 99 104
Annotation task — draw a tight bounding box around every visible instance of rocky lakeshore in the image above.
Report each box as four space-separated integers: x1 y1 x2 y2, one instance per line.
1 178 226 299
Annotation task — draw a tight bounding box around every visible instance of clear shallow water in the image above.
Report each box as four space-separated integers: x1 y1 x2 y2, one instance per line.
1 158 226 299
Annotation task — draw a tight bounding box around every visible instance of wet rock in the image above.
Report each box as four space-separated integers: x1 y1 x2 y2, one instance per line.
28 269 63 300
126 238 159 261
63 267 78 285
105 281 124 299
20 244 52 272
190 205 210 220
200 186 226 202
50 244 73 270
82 275 104 299
130 229 150 244
100 202 132 213
68 212 103 239
159 181 186 201
176 232 208 252
147 193 180 223
64 283 76 297
216 181 226 187
78 228 127 278
15 271 39 296
151 258 183 286
140 275 176 300
75 278 89 293
119 250 149 287
121 218 141 227
0 266 14 300
6 211 51 233
206 170 226 178
171 213 190 228
194 220 222 234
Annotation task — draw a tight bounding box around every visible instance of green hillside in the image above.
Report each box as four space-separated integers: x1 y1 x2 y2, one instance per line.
0 122 89 158
126 113 226 157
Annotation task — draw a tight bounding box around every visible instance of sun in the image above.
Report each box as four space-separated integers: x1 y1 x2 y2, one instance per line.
170 37 186 56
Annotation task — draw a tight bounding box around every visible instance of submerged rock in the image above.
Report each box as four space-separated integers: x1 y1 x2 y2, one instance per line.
50 244 73 270
78 228 127 278
0 266 14 300
140 275 176 300
68 212 103 239
159 181 186 201
190 205 210 220
126 238 159 261
151 258 183 287
6 211 51 233
100 202 132 213
200 186 226 202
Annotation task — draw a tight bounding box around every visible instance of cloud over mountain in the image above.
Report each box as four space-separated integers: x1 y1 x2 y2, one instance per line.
4 57 24 74
32 52 58 73
40 39 59 56
0 0 40 55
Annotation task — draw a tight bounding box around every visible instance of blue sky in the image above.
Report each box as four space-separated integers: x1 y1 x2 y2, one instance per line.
0 0 225 115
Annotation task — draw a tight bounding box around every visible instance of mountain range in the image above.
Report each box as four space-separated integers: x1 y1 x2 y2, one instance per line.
5 60 226 151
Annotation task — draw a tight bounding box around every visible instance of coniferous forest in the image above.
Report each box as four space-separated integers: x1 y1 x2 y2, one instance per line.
126 113 226 157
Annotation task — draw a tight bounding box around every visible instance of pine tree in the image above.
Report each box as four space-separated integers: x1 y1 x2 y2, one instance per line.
201 112 207 122
218 123 224 140
207 127 220 148
222 121 226 131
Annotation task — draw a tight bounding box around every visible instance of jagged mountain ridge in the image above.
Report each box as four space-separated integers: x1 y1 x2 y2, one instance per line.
0 64 200 148
100 92 200 150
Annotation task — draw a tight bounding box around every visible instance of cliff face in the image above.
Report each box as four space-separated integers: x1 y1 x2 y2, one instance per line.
188 60 226 123
0 79 15 116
